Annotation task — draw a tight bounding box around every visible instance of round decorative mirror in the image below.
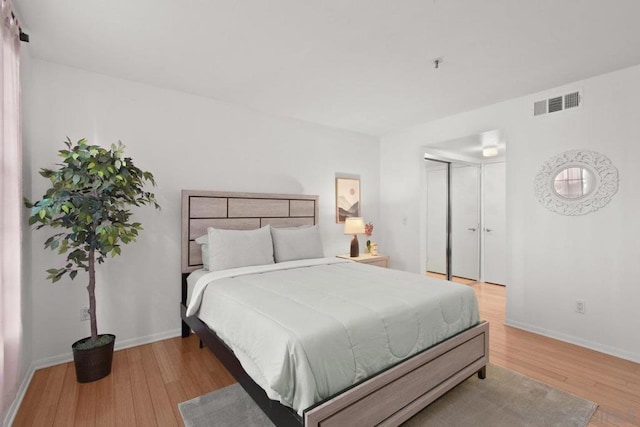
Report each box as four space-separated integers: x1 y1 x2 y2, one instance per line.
534 150 618 215
552 166 596 199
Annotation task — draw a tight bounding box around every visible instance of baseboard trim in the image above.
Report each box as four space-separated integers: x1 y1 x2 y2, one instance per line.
4 328 182 426
2 365 35 427
32 328 182 370
504 319 640 364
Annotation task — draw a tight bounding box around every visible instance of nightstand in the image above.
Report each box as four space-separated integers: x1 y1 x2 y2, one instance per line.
337 253 389 268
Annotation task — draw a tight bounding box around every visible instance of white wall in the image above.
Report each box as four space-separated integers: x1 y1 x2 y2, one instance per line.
21 40 33 379
25 59 380 364
380 64 640 362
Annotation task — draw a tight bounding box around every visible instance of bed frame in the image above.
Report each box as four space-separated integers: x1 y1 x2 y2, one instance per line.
180 189 489 426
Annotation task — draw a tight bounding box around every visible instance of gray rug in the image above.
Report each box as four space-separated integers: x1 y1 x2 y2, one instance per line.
178 364 597 427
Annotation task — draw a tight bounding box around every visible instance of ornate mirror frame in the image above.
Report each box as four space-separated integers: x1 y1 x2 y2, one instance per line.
534 149 619 216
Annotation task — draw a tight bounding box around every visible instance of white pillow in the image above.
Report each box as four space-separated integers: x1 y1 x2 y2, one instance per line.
207 225 275 271
271 225 324 263
195 235 210 270
200 244 210 270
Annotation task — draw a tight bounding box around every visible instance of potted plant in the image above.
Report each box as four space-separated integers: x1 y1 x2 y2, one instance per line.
25 138 159 382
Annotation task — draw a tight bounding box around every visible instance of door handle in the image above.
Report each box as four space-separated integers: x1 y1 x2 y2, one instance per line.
484 228 493 232
467 228 477 232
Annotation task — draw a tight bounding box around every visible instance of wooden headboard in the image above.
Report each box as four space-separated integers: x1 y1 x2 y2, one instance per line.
181 190 319 273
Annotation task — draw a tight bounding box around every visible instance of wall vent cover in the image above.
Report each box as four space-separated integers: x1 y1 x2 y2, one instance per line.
565 91 580 109
548 96 563 113
534 100 547 116
534 91 580 117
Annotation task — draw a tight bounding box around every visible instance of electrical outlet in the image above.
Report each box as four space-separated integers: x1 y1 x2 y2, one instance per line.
80 306 90 321
575 300 586 314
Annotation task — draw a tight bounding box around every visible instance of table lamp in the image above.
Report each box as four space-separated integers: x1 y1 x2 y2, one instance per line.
344 217 365 257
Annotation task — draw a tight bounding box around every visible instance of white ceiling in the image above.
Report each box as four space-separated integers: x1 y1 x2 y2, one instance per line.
16 0 640 136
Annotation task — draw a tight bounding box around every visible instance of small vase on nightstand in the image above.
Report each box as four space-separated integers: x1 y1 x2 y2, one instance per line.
364 222 374 254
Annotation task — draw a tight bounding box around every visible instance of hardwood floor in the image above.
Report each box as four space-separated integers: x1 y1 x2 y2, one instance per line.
12 335 235 426
13 283 640 426
468 282 640 427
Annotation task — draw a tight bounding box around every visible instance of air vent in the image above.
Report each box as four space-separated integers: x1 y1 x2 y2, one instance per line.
548 96 563 113
534 100 547 116
534 91 581 117
564 91 580 109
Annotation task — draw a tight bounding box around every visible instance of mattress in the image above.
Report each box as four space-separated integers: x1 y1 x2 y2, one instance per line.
186 257 480 415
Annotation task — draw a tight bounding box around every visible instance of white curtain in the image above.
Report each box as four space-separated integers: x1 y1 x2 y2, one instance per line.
0 0 23 421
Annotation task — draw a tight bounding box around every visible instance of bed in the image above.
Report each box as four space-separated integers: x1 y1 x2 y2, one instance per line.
180 190 489 426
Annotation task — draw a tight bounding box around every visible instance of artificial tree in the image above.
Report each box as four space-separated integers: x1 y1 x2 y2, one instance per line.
26 138 159 376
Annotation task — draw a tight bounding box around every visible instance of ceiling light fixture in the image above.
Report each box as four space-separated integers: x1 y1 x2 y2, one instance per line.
482 146 499 157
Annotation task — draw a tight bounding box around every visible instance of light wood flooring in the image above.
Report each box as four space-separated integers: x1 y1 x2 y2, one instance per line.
13 282 640 426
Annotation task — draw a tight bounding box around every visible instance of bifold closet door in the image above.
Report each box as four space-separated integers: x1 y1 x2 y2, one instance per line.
451 165 480 281
483 162 507 285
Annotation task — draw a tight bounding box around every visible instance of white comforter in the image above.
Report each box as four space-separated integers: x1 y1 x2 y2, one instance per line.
186 258 480 414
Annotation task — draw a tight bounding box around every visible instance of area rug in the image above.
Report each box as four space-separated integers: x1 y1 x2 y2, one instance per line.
178 364 597 427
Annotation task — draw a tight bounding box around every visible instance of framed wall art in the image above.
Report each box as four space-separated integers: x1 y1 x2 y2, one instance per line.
335 177 360 223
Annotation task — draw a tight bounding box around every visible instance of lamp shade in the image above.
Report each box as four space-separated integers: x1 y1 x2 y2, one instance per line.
344 217 365 234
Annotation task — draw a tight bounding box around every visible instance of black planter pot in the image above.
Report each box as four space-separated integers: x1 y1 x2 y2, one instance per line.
71 334 116 383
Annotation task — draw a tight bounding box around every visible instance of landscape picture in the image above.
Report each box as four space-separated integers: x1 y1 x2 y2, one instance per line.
336 177 360 223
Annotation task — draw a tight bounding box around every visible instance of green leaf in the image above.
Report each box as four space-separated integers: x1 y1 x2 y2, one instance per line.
27 138 161 284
